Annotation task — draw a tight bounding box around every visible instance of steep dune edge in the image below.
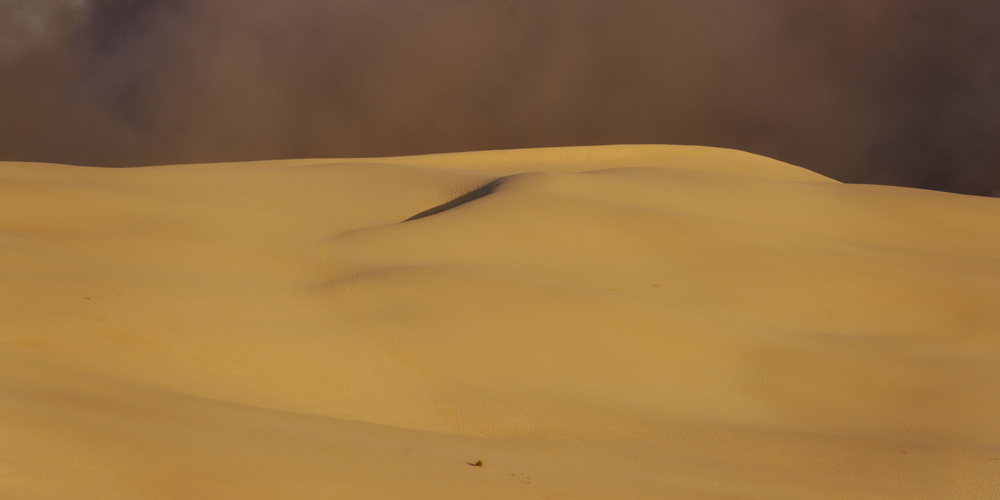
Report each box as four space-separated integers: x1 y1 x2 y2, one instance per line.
1 145 998 499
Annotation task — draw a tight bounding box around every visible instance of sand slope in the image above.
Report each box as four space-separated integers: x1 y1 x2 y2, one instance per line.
1 145 999 498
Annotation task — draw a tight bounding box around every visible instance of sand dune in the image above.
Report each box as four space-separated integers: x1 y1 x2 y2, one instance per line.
1 145 998 498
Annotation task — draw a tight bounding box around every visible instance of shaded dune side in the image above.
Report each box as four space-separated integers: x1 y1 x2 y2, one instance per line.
404 178 504 222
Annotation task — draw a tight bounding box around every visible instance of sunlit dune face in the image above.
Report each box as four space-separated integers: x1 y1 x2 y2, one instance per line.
1 146 999 498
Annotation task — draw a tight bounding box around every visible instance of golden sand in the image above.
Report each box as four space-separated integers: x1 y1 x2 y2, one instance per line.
2 145 998 498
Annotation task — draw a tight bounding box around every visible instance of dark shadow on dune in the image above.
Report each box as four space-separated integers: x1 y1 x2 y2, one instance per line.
404 178 504 222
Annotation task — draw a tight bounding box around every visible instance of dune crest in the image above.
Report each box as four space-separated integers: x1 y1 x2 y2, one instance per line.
2 145 998 499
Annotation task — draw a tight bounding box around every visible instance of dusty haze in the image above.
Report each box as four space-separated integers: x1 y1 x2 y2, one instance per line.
1 0 999 195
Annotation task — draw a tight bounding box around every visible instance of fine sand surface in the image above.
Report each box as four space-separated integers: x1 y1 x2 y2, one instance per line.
2 145 999 499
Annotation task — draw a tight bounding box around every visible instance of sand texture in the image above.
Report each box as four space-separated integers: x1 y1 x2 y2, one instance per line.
2 145 999 498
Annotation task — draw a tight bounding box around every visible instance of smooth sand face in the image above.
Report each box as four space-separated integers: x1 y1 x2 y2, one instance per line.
2 145 999 499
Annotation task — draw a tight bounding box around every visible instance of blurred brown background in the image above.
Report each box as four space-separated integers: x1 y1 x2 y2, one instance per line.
2 0 998 195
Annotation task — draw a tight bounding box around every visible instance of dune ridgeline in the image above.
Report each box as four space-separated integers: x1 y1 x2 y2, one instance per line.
1 145 999 499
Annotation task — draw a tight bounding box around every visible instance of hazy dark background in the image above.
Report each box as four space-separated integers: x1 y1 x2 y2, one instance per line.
2 0 998 195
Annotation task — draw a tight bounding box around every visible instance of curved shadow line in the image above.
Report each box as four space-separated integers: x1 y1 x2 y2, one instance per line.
403 178 504 222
